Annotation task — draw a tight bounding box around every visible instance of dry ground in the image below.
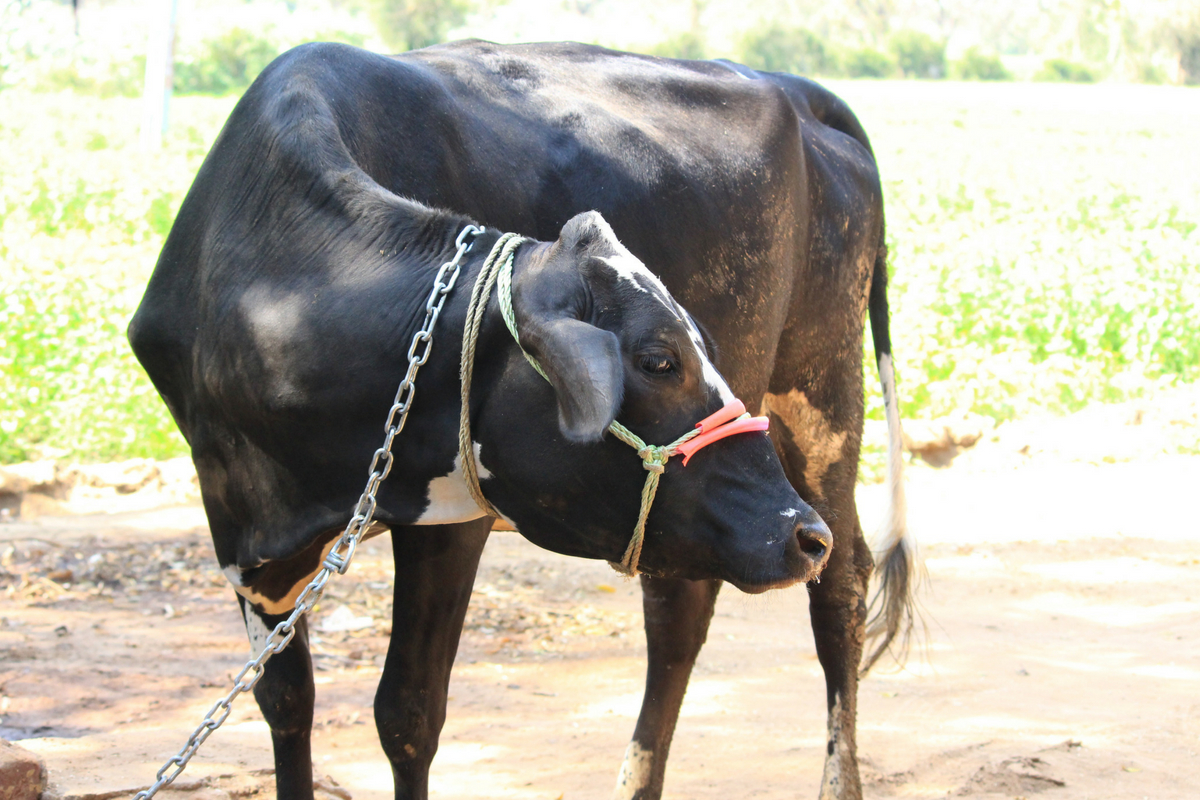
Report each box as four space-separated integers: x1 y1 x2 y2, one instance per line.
1 391 1198 800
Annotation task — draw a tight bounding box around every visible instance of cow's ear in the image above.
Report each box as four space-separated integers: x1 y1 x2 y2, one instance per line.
521 316 623 443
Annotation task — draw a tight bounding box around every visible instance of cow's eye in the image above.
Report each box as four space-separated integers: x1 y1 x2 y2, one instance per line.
639 354 678 375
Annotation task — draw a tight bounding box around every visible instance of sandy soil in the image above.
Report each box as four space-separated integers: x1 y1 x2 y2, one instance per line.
2 393 1198 800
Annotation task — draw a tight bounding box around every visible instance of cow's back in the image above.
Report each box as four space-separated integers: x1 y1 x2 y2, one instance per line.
308 40 880 394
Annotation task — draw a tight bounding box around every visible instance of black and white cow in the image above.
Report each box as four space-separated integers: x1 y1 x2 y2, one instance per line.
129 40 913 800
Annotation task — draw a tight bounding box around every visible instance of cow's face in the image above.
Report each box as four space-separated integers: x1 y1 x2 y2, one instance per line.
473 212 830 591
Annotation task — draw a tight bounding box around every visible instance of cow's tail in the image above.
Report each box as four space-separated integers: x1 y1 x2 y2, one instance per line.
860 239 921 676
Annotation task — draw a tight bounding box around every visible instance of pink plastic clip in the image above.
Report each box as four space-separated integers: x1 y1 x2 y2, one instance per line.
694 399 746 433
678 413 770 466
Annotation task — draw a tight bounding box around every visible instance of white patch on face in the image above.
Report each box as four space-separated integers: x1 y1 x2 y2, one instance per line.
678 309 737 405
780 507 801 518
817 693 847 800
599 253 677 313
415 442 491 525
590 212 736 405
588 214 676 312
760 389 848 500
613 740 654 800
242 602 273 656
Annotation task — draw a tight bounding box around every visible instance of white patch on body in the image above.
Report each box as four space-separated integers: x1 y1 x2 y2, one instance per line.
240 288 309 407
760 390 848 499
242 602 273 655
613 740 654 800
415 442 491 525
874 353 909 554
224 526 381 615
818 693 847 800
222 564 244 587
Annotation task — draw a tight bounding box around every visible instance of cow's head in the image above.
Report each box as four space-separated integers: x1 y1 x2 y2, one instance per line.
471 212 830 592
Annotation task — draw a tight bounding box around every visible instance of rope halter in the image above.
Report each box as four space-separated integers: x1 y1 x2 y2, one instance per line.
458 229 769 577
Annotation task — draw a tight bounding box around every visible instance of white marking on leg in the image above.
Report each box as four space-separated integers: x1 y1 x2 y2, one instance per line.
415 441 490 525
760 389 848 499
818 693 846 800
613 740 654 800
242 602 273 656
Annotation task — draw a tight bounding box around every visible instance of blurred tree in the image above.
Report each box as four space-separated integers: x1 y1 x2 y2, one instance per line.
850 0 893 48
371 0 472 52
843 46 895 77
652 31 705 59
650 0 708 60
952 46 1011 80
740 24 834 75
889 29 945 78
1166 12 1200 85
174 28 280 94
1034 57 1096 82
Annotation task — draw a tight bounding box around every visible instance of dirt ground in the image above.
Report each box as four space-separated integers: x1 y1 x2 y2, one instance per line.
2 391 1198 800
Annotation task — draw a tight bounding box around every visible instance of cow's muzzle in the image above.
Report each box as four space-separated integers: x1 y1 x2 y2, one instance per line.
792 506 833 577
727 504 832 594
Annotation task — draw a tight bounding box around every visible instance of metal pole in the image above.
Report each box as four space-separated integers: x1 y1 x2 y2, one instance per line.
140 0 177 151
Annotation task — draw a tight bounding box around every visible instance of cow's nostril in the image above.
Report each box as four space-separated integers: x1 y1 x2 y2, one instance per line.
795 523 831 560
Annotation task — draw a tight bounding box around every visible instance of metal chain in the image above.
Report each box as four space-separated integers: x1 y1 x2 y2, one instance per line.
133 224 483 800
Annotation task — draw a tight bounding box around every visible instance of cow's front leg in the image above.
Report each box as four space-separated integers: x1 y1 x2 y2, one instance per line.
375 519 491 800
239 597 316 800
615 576 721 800
808 501 873 800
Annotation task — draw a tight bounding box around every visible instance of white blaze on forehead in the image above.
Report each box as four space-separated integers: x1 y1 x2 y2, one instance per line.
415 442 490 525
613 740 654 800
679 310 737 405
588 214 737 405
599 251 676 313
589 214 676 312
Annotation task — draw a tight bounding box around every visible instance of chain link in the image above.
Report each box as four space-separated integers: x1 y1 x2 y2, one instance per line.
133 224 483 800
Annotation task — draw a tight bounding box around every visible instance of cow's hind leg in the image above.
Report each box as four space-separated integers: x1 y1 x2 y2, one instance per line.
615 576 721 800
375 519 491 800
807 490 872 800
239 597 316 800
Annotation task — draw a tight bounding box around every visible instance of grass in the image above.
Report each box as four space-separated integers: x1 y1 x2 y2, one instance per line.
1 82 1197 466
0 92 237 462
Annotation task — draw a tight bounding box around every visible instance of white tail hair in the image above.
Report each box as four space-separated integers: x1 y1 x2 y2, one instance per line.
861 351 921 674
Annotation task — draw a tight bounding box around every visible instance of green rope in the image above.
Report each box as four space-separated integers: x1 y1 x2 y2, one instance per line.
459 232 528 518
459 231 703 577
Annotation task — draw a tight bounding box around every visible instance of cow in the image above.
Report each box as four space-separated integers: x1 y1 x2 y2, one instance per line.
128 40 914 800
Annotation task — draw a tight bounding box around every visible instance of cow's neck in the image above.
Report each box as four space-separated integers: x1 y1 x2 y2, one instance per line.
381 215 542 526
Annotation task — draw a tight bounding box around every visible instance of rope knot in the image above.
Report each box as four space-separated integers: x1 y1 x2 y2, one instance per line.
638 446 668 473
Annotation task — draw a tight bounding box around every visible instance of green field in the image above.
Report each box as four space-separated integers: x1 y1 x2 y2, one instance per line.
1 81 1197 466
